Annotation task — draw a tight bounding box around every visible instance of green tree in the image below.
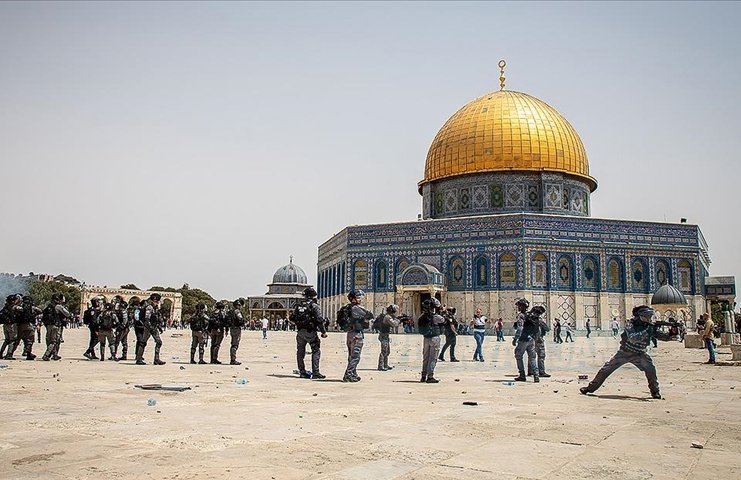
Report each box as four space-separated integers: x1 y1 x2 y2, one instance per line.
180 288 216 320
28 280 82 315
120 284 140 290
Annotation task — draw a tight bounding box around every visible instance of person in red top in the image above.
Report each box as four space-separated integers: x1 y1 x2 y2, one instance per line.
495 318 504 342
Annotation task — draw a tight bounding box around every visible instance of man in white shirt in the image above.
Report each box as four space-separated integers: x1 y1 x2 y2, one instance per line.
261 317 269 339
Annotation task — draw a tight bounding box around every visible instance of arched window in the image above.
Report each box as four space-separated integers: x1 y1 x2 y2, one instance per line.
677 260 693 293
448 256 465 290
607 258 623 291
582 256 599 290
531 253 548 288
374 260 388 290
499 253 516 288
655 260 669 287
474 255 489 288
631 258 649 292
557 255 574 290
352 259 367 289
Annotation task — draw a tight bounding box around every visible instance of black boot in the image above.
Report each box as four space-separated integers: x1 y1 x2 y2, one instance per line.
514 374 527 382
190 349 196 364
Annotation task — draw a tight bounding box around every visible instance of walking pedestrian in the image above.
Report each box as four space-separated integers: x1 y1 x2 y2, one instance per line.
471 308 488 362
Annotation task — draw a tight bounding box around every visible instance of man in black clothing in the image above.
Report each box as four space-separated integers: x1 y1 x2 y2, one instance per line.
190 303 209 364
42 293 73 361
135 293 166 365
228 298 246 365
290 287 327 379
8 296 42 360
82 298 102 359
208 301 227 364
113 297 131 361
438 306 459 362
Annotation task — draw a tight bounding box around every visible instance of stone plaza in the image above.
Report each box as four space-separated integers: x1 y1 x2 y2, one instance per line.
1 328 739 480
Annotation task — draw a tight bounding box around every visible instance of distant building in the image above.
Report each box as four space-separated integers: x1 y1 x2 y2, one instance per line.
247 258 314 325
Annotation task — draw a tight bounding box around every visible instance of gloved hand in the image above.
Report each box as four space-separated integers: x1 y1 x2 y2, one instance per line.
511 338 517 346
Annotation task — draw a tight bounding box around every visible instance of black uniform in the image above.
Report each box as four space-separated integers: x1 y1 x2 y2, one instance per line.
438 314 459 362
83 305 102 359
227 308 246 365
42 302 73 361
97 309 117 361
136 301 165 365
113 307 131 360
1 301 23 359
190 311 209 364
9 301 42 360
290 299 326 377
208 308 228 364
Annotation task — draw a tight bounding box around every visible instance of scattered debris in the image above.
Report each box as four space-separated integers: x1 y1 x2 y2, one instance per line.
179 366 185 370
691 442 704 449
454 378 460 382
135 384 191 392
462 401 478 406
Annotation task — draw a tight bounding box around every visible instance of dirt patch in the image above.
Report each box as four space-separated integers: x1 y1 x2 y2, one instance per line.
12 450 65 465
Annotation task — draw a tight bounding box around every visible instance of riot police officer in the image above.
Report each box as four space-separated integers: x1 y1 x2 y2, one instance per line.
513 298 539 382
438 306 459 363
97 303 117 361
527 306 551 378
41 293 73 361
290 287 327 379
228 298 246 365
1 294 23 359
83 298 102 360
377 304 400 371
340 290 373 383
190 302 209 364
7 296 42 360
135 293 166 365
580 306 663 399
113 297 131 361
418 298 446 383
208 301 228 364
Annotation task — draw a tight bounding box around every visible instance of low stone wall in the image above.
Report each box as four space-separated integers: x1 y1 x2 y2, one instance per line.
721 333 741 346
684 333 704 349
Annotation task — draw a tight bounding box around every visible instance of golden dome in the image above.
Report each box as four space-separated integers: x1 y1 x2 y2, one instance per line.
421 90 597 191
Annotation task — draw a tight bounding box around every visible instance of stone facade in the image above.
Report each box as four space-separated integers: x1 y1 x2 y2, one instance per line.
317 213 709 330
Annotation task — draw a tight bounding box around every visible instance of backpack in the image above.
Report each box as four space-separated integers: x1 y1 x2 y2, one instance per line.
0 306 10 325
100 311 115 330
41 304 55 326
336 304 352 330
292 301 313 329
372 314 385 332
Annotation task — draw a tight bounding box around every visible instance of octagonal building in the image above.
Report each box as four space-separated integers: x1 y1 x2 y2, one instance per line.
317 73 712 331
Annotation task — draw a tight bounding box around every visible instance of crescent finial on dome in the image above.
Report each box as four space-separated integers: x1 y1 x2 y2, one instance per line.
498 60 506 91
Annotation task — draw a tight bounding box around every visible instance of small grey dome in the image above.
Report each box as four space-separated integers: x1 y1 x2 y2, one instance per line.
272 258 308 284
651 284 687 306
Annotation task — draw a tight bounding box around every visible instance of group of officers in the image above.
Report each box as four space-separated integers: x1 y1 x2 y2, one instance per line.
3 286 669 398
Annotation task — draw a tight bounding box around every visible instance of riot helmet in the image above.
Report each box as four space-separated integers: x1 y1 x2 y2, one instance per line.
386 304 399 315
195 302 207 312
515 298 530 308
233 297 246 308
90 297 102 308
51 293 66 304
303 287 318 299
633 305 655 319
149 293 162 302
348 289 365 301
531 305 546 316
215 301 226 310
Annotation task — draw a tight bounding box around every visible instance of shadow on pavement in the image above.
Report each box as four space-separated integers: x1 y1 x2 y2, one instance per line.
593 394 651 402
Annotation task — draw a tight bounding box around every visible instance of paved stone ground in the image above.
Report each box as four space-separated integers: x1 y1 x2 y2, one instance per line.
1 328 739 480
